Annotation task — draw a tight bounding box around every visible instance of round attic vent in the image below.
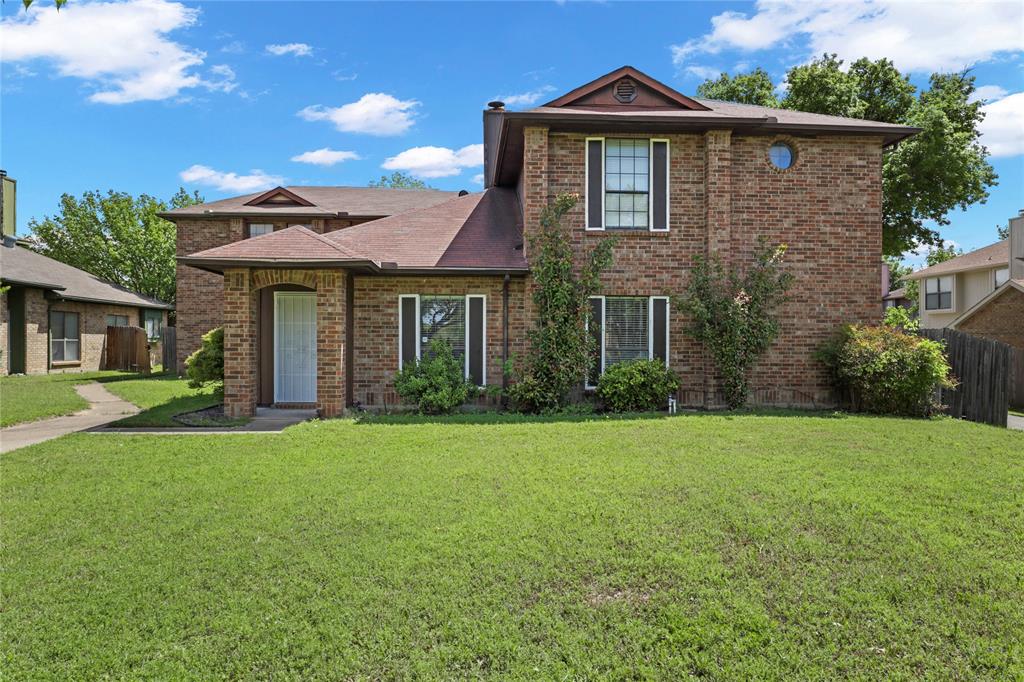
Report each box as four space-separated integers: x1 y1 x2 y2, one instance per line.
613 78 638 103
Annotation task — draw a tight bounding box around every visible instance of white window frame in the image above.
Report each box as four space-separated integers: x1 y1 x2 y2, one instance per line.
587 295 669 389
648 296 670 366
924 275 955 312
249 223 274 238
994 267 1009 288
399 294 486 384
649 139 670 233
585 137 605 232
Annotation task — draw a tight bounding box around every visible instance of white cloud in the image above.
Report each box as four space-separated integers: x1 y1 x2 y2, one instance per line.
220 40 246 54
471 173 485 185
290 148 361 166
297 93 419 136
382 144 484 178
179 164 284 193
495 85 556 108
0 0 236 104
265 43 313 57
671 0 1024 73
980 92 1024 157
971 84 1010 104
682 65 722 81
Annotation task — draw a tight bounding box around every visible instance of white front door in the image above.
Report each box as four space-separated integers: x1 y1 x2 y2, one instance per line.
274 292 317 403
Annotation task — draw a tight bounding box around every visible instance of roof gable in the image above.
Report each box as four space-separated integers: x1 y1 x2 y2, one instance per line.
243 186 315 207
543 65 711 111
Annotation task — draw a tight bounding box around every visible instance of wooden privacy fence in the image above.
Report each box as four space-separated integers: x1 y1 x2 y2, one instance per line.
161 326 177 374
1010 345 1024 410
104 325 151 374
918 328 1010 427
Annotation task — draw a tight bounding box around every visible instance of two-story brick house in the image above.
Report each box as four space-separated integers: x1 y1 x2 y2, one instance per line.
167 66 918 417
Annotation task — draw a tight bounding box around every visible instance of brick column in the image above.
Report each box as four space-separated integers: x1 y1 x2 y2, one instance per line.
703 130 733 408
316 269 346 417
521 126 549 331
223 268 256 417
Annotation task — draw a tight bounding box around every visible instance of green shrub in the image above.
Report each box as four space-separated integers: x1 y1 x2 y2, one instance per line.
185 327 224 390
394 339 474 414
817 324 956 417
883 305 919 332
596 359 681 412
506 375 561 414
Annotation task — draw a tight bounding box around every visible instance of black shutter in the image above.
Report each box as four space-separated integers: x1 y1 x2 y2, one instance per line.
587 139 604 229
652 140 668 231
467 296 485 385
651 298 668 364
588 297 604 386
400 297 417 368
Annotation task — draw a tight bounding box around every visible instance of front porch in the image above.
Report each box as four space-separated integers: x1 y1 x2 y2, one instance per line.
222 267 349 418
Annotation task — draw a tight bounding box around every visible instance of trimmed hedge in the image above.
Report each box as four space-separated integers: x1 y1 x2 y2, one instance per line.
597 359 680 413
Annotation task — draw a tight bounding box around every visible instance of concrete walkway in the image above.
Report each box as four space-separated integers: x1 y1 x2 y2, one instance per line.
1 382 139 453
1009 414 1024 431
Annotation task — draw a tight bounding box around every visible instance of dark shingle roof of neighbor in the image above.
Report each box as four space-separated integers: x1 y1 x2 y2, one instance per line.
160 186 460 218
0 239 173 309
180 188 527 272
906 240 1009 280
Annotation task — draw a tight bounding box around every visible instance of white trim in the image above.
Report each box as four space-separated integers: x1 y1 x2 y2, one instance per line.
397 294 420 370
465 294 487 386
585 295 605 390
649 139 670 233
923 275 956 312
585 137 605 231
648 296 670 366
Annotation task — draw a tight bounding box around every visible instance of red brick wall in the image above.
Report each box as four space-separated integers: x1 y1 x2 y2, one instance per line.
526 129 884 407
956 288 1024 350
351 275 527 408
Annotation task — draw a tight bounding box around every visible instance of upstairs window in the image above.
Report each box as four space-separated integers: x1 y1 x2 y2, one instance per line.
49 311 80 363
248 223 273 238
605 139 649 229
995 267 1009 288
925 275 953 311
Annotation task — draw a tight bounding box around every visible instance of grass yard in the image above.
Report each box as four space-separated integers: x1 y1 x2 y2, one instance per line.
2 413 1022 679
0 370 130 427
100 374 241 427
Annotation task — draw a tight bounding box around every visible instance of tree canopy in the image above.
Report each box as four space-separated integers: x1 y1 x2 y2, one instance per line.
26 188 202 306
368 172 430 189
697 55 997 256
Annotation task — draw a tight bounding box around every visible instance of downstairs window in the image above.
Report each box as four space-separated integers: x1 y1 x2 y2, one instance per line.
587 296 669 388
399 294 487 386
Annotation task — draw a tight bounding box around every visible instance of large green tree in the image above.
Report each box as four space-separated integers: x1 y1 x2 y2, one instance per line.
27 188 202 306
368 172 430 189
698 55 997 256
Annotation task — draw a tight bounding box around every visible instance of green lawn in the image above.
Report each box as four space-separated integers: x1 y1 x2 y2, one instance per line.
2 414 1022 679
99 374 240 427
0 370 131 427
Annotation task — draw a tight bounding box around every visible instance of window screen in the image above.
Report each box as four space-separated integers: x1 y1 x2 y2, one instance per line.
249 223 273 238
106 314 129 327
50 311 80 362
925 276 953 310
420 296 466 360
605 139 649 229
604 297 649 366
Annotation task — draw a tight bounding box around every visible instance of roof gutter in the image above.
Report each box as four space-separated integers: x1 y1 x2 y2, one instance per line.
43 291 173 310
177 255 530 278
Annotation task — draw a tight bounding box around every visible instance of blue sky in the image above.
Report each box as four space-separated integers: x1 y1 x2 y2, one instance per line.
2 0 1022 264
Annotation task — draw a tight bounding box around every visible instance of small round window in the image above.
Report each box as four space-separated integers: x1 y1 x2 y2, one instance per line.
769 142 794 170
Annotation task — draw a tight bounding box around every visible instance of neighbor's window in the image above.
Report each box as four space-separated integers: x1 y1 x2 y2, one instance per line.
143 310 163 340
995 267 1009 288
924 275 953 310
605 138 649 229
769 142 794 170
105 314 129 327
50 311 80 363
248 223 273 238
587 296 670 387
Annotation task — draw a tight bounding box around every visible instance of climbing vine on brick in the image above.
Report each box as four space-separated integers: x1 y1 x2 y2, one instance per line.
678 242 794 409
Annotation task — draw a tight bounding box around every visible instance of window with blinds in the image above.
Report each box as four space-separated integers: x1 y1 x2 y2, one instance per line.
420 296 466 360
605 297 648 365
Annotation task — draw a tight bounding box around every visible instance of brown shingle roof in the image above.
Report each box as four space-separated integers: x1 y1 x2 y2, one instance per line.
906 240 1009 280
180 188 527 273
0 239 172 309
161 186 460 218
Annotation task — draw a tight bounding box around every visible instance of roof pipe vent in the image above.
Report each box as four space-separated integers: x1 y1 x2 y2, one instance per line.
458 190 469 197
487 100 505 110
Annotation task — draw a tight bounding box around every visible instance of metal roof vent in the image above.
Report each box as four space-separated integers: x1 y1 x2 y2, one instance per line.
613 78 638 103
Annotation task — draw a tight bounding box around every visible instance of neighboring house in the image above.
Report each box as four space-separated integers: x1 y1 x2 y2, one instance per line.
166 65 919 417
883 287 912 310
907 211 1024 335
1 237 172 375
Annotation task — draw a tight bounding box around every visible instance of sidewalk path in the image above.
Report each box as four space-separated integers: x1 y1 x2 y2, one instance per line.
1 382 139 453
1009 414 1024 432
